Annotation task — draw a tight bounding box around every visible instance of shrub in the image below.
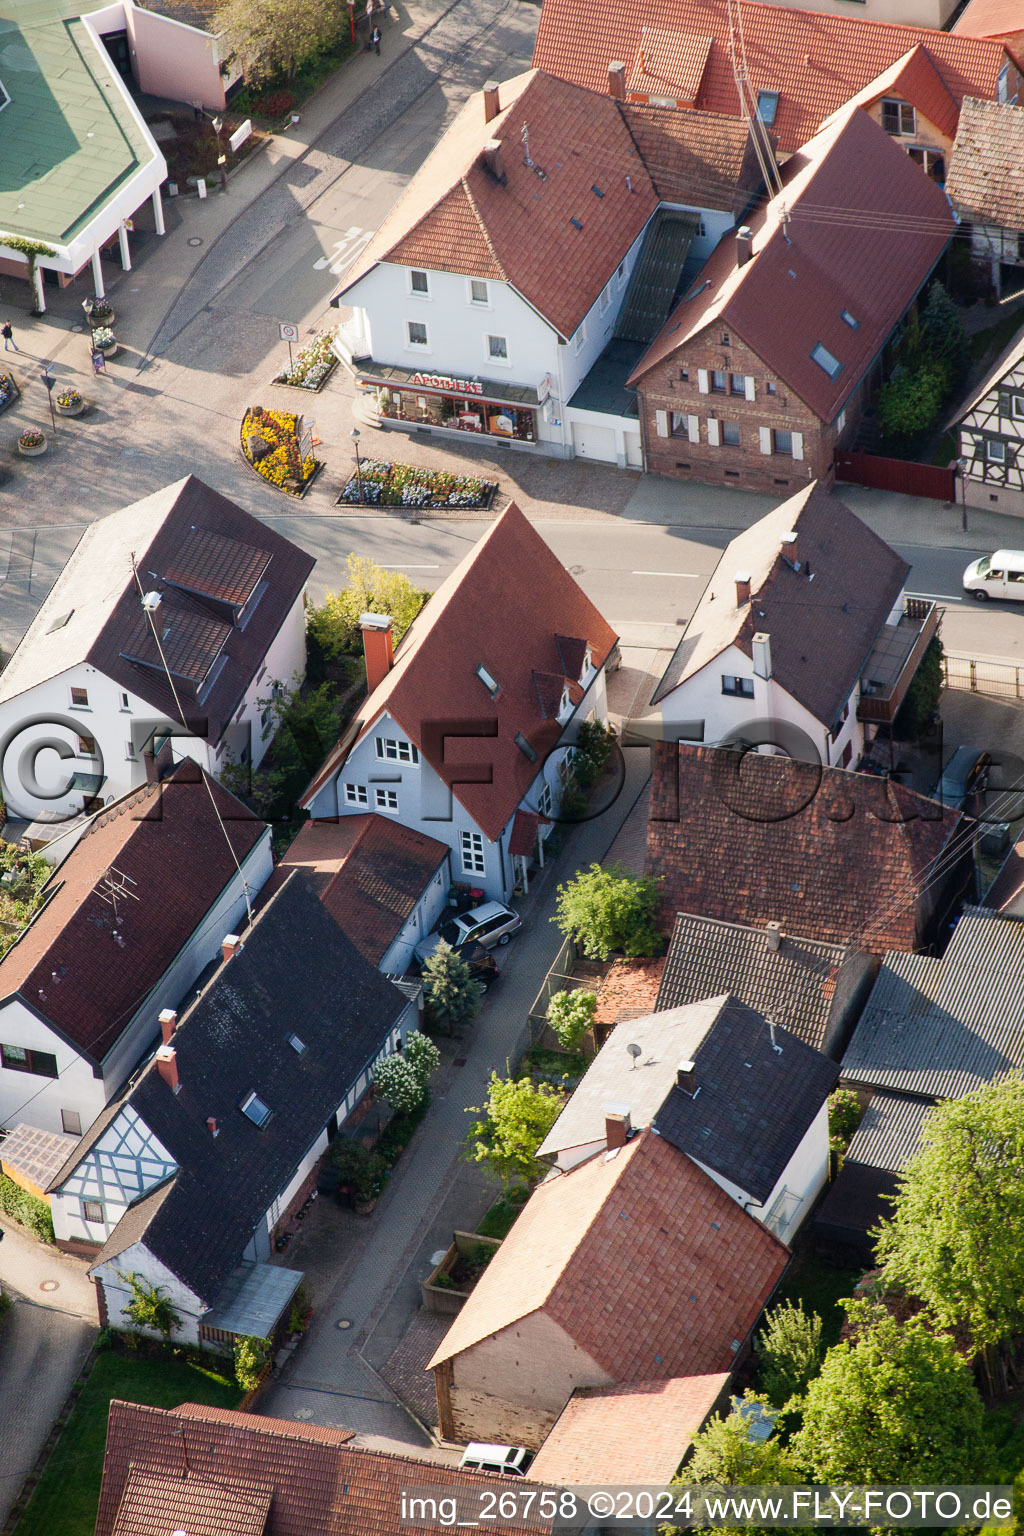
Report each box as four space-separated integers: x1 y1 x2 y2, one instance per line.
0 1172 55 1243
118 1272 181 1340
552 862 663 960
755 1300 825 1407
330 1140 388 1201
463 1072 565 1186
547 989 597 1050
571 720 614 790
421 942 483 1030
373 1051 427 1114
404 1030 441 1089
894 635 943 741
256 90 296 117
234 1334 271 1391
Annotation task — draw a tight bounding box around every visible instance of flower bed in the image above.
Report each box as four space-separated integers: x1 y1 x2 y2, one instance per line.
0 372 19 415
55 387 85 417
18 429 47 456
272 330 338 392
337 460 497 509
240 405 320 496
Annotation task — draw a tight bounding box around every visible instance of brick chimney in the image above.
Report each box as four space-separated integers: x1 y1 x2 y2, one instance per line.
483 138 506 185
604 1104 631 1149
158 1008 177 1044
735 570 752 606
207 1116 220 1138
360 612 394 693
483 80 501 123
781 531 799 567
765 920 783 953
736 225 752 266
676 1059 697 1095
608 61 626 99
156 1045 179 1093
222 933 242 964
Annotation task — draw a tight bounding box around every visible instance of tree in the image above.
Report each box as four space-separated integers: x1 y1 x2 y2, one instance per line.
570 720 614 791
214 0 343 83
792 1301 984 1484
893 635 943 741
875 1075 1024 1372
118 1272 181 1340
827 1087 862 1169
663 1396 805 1536
921 280 968 379
463 1072 564 1186
552 862 662 960
878 367 944 442
219 677 339 816
234 1335 271 1391
755 1300 824 1407
547 989 597 1051
422 942 483 1031
373 1051 427 1114
306 554 428 663
404 1030 441 1091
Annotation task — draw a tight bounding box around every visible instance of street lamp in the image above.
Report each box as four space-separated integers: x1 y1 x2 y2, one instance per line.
958 455 970 533
211 114 228 192
351 426 364 503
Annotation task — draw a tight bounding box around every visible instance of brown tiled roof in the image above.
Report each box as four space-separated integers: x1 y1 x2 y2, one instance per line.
528 1375 729 1486
429 1129 789 1377
594 957 665 1030
0 758 265 1063
533 0 1014 153
646 744 964 956
96 1401 558 1536
303 504 618 842
651 483 909 728
110 1466 273 1536
630 111 954 424
162 527 271 609
620 104 762 212
947 96 1024 227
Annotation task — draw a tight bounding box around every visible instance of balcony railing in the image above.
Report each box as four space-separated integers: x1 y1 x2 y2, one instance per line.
857 598 940 723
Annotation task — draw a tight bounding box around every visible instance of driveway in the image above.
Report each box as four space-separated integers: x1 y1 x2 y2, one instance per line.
0 1218 97 1525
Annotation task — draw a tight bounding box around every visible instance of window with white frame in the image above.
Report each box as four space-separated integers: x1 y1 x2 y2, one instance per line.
376 738 419 763
407 320 428 348
375 788 399 812
125 740 136 761
1012 394 1024 419
998 62 1010 103
82 1199 104 1225
240 1091 273 1127
460 830 486 874
470 279 489 305
987 438 1007 462
410 269 429 295
537 782 552 815
487 334 509 362
599 283 611 314
345 783 369 805
574 323 586 353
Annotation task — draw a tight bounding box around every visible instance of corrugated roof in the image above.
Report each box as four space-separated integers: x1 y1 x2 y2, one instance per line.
844 1090 932 1172
0 1122 80 1191
841 907 1024 1099
947 96 1024 227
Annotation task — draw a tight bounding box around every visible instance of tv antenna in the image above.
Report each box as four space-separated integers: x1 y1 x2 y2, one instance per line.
96 865 139 924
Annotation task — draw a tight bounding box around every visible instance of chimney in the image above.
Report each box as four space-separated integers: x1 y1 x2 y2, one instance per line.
765 921 783 953
141 590 162 616
483 138 506 185
781 531 799 568
676 1059 697 1095
483 80 501 123
159 1008 177 1044
736 225 752 266
604 1103 632 1149
752 631 772 680
156 1045 179 1094
608 60 626 99
360 611 395 693
207 1116 220 1138
222 933 242 964
735 570 752 606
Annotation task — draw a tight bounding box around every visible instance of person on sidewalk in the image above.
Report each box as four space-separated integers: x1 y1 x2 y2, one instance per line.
1 321 18 352
371 23 381 52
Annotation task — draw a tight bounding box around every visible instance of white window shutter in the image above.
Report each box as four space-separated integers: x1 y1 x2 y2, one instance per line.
697 368 709 394
687 413 700 443
792 431 804 460
759 426 772 455
707 416 720 446
655 409 669 437
744 375 756 401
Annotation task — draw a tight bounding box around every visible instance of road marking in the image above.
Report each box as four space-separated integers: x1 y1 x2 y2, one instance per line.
907 590 965 605
313 226 373 274
631 569 701 577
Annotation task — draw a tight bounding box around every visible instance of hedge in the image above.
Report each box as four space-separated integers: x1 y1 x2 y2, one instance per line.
0 1171 55 1243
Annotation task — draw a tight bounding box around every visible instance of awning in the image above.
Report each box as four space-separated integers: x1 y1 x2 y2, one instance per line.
354 358 540 409
201 1261 304 1340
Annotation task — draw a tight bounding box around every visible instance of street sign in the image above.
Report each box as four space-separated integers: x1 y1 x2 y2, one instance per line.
279 323 299 343
40 373 54 392
229 119 252 153
298 416 315 459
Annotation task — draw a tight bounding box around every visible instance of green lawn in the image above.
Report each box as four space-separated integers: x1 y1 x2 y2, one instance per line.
476 1187 530 1240
14 1348 241 1536
771 1254 863 1351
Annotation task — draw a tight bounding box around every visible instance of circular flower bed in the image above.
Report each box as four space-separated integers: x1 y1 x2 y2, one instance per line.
92 327 117 354
18 429 47 457
337 460 496 509
0 372 19 416
272 330 338 392
241 406 319 496
87 301 114 325
55 387 86 417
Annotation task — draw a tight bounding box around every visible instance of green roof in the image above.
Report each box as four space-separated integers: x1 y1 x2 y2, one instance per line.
0 11 156 247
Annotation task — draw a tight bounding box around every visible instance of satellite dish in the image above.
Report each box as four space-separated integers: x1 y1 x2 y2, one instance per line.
627 1043 642 1069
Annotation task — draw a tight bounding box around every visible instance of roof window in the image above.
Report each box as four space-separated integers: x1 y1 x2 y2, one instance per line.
757 90 779 126
591 184 604 198
515 731 538 763
569 217 583 231
288 1034 306 1055
476 663 500 698
840 309 859 329
240 1091 273 1127
47 611 74 633
684 278 710 303
810 343 843 379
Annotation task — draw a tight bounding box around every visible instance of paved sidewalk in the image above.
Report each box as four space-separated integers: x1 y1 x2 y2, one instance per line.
0 1216 96 1320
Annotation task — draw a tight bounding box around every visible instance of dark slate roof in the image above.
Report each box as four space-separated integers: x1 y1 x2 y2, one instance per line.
652 998 838 1203
844 1090 932 1173
657 912 864 1056
813 1160 898 1249
841 907 1024 1099
81 873 409 1305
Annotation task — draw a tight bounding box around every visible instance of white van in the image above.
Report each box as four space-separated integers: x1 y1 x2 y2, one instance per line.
458 1443 532 1476
963 550 1024 601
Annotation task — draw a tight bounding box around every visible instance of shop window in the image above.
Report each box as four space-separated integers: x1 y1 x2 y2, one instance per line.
406 321 428 348
410 269 429 295
487 334 509 362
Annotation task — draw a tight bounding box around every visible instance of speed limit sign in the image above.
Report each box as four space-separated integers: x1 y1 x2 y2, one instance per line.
279 322 299 342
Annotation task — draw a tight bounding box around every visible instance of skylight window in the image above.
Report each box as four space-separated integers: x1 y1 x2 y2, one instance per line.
476 663 500 697
240 1091 273 1127
288 1034 306 1055
515 731 538 763
47 611 74 633
569 217 583 231
684 278 710 303
810 343 843 379
591 184 604 198
841 309 859 329
757 90 779 127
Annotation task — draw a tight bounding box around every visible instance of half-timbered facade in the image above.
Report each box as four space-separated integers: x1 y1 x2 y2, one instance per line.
955 330 1024 515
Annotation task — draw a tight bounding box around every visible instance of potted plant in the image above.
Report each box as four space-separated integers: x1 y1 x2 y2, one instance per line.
92 326 118 358
17 428 47 457
86 297 115 327
330 1140 387 1215
55 386 86 417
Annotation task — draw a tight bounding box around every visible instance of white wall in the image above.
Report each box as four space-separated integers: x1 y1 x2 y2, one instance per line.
379 862 450 973
93 1241 206 1345
690 1098 830 1244
755 0 953 23
0 998 108 1139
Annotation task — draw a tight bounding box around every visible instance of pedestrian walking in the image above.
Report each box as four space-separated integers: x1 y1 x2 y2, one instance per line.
371 23 381 51
1 321 17 352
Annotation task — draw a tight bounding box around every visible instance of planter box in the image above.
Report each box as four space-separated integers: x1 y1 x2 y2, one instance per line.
0 375 20 416
271 359 338 393
18 439 47 457
55 397 86 417
421 1230 502 1316
336 480 498 512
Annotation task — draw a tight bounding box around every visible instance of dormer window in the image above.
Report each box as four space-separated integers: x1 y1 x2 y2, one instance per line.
476 664 500 698
580 647 593 682
757 90 779 127
559 686 571 715
241 1091 273 1127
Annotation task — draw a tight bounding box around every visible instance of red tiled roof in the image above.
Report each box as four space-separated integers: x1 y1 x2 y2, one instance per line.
947 95 1024 227
826 46 960 141
509 810 542 856
628 27 714 102
954 0 1024 41
0 759 265 1062
594 957 666 1030
629 109 954 422
533 0 1014 153
429 1130 788 1378
96 1401 558 1536
303 505 618 842
527 1374 729 1486
620 103 763 211
646 743 966 957
110 1466 273 1536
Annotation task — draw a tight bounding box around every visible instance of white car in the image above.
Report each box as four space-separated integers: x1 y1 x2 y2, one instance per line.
413 900 521 968
963 550 1024 602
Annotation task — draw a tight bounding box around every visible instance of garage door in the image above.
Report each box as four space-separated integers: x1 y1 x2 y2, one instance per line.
572 423 616 462
624 430 643 467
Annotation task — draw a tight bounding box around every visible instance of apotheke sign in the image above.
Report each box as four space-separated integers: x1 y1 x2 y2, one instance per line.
411 372 484 395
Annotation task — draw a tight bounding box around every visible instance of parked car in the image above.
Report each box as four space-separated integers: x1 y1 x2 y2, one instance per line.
459 1443 532 1477
424 939 498 993
413 900 521 967
963 550 1024 602
936 747 991 810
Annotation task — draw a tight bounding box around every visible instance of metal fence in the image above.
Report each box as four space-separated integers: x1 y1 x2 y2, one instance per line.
943 653 1024 701
527 932 582 1036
